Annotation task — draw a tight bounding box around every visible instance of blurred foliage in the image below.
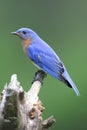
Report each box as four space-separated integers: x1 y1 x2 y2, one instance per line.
0 0 87 129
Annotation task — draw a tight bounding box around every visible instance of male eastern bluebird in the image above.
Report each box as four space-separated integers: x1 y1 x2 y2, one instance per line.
11 28 80 96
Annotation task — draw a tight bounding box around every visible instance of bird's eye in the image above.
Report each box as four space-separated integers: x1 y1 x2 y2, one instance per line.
22 31 26 34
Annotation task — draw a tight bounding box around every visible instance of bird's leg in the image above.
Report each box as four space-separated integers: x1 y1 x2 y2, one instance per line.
32 70 47 85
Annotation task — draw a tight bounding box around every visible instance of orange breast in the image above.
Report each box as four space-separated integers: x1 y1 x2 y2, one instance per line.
22 38 32 55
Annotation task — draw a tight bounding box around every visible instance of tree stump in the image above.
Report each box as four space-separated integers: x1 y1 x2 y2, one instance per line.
0 70 55 130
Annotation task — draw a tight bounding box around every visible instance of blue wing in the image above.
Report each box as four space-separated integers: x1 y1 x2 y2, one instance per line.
28 43 64 80
28 41 80 96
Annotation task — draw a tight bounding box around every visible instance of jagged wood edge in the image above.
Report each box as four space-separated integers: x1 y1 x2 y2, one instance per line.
0 70 55 130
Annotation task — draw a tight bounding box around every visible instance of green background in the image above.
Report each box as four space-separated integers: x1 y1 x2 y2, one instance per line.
0 0 87 129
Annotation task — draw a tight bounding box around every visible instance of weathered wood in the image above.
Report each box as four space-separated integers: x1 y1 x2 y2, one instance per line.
0 71 55 130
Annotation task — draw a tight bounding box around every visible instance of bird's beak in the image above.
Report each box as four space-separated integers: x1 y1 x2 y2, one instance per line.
11 31 20 36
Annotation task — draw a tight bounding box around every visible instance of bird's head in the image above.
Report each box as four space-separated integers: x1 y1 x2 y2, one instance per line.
11 28 39 53
11 28 37 40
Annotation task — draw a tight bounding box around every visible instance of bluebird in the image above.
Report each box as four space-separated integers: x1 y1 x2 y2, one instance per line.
11 28 80 96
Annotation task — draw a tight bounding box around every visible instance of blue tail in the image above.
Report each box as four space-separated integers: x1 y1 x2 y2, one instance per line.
62 70 80 96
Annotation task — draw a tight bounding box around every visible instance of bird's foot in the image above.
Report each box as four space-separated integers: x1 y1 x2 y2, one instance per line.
32 70 47 85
